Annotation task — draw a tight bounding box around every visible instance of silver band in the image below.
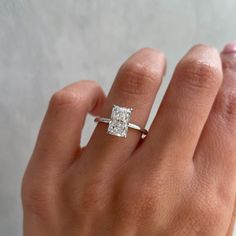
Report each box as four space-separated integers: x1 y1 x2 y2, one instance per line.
94 105 148 138
94 117 148 135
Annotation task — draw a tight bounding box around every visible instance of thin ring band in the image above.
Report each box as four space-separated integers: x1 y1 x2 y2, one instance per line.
94 117 148 135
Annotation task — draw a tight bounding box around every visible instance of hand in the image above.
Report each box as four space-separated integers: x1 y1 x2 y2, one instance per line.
22 45 236 236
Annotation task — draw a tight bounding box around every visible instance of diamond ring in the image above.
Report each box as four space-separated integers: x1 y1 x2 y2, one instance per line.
94 105 148 138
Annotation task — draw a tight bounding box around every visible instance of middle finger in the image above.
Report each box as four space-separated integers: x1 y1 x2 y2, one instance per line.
143 45 223 167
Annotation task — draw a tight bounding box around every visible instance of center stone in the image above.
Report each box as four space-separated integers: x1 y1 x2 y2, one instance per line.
107 105 133 138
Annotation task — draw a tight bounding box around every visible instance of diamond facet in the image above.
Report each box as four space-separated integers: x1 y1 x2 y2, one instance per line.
107 105 132 138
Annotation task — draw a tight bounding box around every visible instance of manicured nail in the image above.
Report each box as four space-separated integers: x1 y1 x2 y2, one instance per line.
222 43 236 54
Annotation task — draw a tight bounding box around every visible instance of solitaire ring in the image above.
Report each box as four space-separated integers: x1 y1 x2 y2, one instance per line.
94 105 148 138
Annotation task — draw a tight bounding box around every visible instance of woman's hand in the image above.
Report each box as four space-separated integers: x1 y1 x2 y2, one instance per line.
22 45 236 236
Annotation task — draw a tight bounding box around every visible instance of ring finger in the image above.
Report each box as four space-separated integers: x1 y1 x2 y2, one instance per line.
84 48 166 168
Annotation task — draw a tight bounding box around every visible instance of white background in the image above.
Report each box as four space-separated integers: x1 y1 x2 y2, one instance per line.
0 0 236 235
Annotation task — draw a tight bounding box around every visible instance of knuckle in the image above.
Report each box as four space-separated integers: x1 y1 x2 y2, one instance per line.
181 214 215 235
176 60 222 90
117 61 162 96
49 90 82 110
79 188 104 212
114 181 157 220
68 177 108 214
222 59 236 72
180 216 205 235
192 195 223 228
214 91 236 123
22 185 52 217
223 92 236 118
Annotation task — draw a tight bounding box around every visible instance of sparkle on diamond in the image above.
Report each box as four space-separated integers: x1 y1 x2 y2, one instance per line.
107 105 132 138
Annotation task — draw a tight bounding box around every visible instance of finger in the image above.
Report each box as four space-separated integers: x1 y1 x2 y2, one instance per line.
143 45 222 166
29 80 105 174
226 197 236 236
85 48 166 166
193 45 236 207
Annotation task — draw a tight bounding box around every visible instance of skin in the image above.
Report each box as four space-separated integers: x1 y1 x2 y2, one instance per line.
22 45 236 235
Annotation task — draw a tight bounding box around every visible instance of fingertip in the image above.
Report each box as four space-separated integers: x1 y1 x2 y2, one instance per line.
62 80 106 116
177 44 223 88
126 47 166 69
220 44 236 77
222 42 236 54
184 44 221 66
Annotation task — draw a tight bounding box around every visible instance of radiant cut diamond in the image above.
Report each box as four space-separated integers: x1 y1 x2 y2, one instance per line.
107 105 133 138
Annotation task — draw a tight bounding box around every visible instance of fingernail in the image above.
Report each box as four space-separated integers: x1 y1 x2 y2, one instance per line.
222 43 236 54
